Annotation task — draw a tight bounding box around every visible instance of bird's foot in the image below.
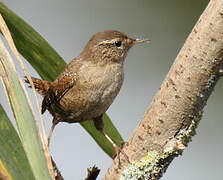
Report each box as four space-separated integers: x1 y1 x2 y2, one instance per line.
112 142 130 166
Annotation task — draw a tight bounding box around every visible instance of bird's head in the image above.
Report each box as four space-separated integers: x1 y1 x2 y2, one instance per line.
81 30 149 65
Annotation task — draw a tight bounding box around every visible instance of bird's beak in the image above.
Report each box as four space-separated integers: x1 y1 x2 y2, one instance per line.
133 38 150 45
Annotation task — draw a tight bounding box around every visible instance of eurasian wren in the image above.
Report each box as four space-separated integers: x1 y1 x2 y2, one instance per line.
25 30 149 158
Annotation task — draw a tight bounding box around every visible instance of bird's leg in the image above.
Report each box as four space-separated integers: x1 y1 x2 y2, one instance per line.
93 115 130 163
47 118 59 146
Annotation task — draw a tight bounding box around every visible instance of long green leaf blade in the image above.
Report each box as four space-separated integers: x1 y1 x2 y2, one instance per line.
0 2 123 157
0 3 65 81
0 105 35 180
0 42 51 179
82 114 123 157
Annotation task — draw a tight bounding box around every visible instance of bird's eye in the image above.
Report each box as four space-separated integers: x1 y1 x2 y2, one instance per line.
115 41 122 47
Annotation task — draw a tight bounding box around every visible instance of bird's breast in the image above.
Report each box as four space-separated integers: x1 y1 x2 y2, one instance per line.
59 62 124 121
80 62 124 103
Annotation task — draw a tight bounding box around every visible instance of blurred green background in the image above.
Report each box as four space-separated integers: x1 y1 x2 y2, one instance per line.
1 0 223 179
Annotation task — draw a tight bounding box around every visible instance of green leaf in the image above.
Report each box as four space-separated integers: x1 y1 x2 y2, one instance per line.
0 3 65 81
0 42 52 179
0 105 35 180
0 2 123 158
82 114 123 157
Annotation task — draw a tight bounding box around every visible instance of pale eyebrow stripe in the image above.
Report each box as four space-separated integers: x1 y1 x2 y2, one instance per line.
97 38 119 46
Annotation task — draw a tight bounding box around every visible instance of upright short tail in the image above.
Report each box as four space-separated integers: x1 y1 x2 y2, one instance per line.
24 76 51 96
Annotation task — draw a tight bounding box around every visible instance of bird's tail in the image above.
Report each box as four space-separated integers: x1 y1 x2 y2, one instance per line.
24 76 52 96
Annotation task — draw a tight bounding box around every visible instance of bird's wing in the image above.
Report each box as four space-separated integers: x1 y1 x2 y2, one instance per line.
41 60 82 114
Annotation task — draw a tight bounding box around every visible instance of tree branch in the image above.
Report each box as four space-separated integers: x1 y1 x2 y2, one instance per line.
103 0 223 179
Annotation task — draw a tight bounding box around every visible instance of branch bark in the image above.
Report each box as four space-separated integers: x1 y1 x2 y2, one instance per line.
103 0 223 179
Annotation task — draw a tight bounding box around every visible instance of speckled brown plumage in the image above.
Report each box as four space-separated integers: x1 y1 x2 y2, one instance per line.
25 30 149 158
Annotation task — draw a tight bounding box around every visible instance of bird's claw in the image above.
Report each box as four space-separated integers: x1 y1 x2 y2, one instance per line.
112 142 130 166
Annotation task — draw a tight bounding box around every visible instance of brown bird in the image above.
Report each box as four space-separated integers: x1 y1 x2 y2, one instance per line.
25 30 149 158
